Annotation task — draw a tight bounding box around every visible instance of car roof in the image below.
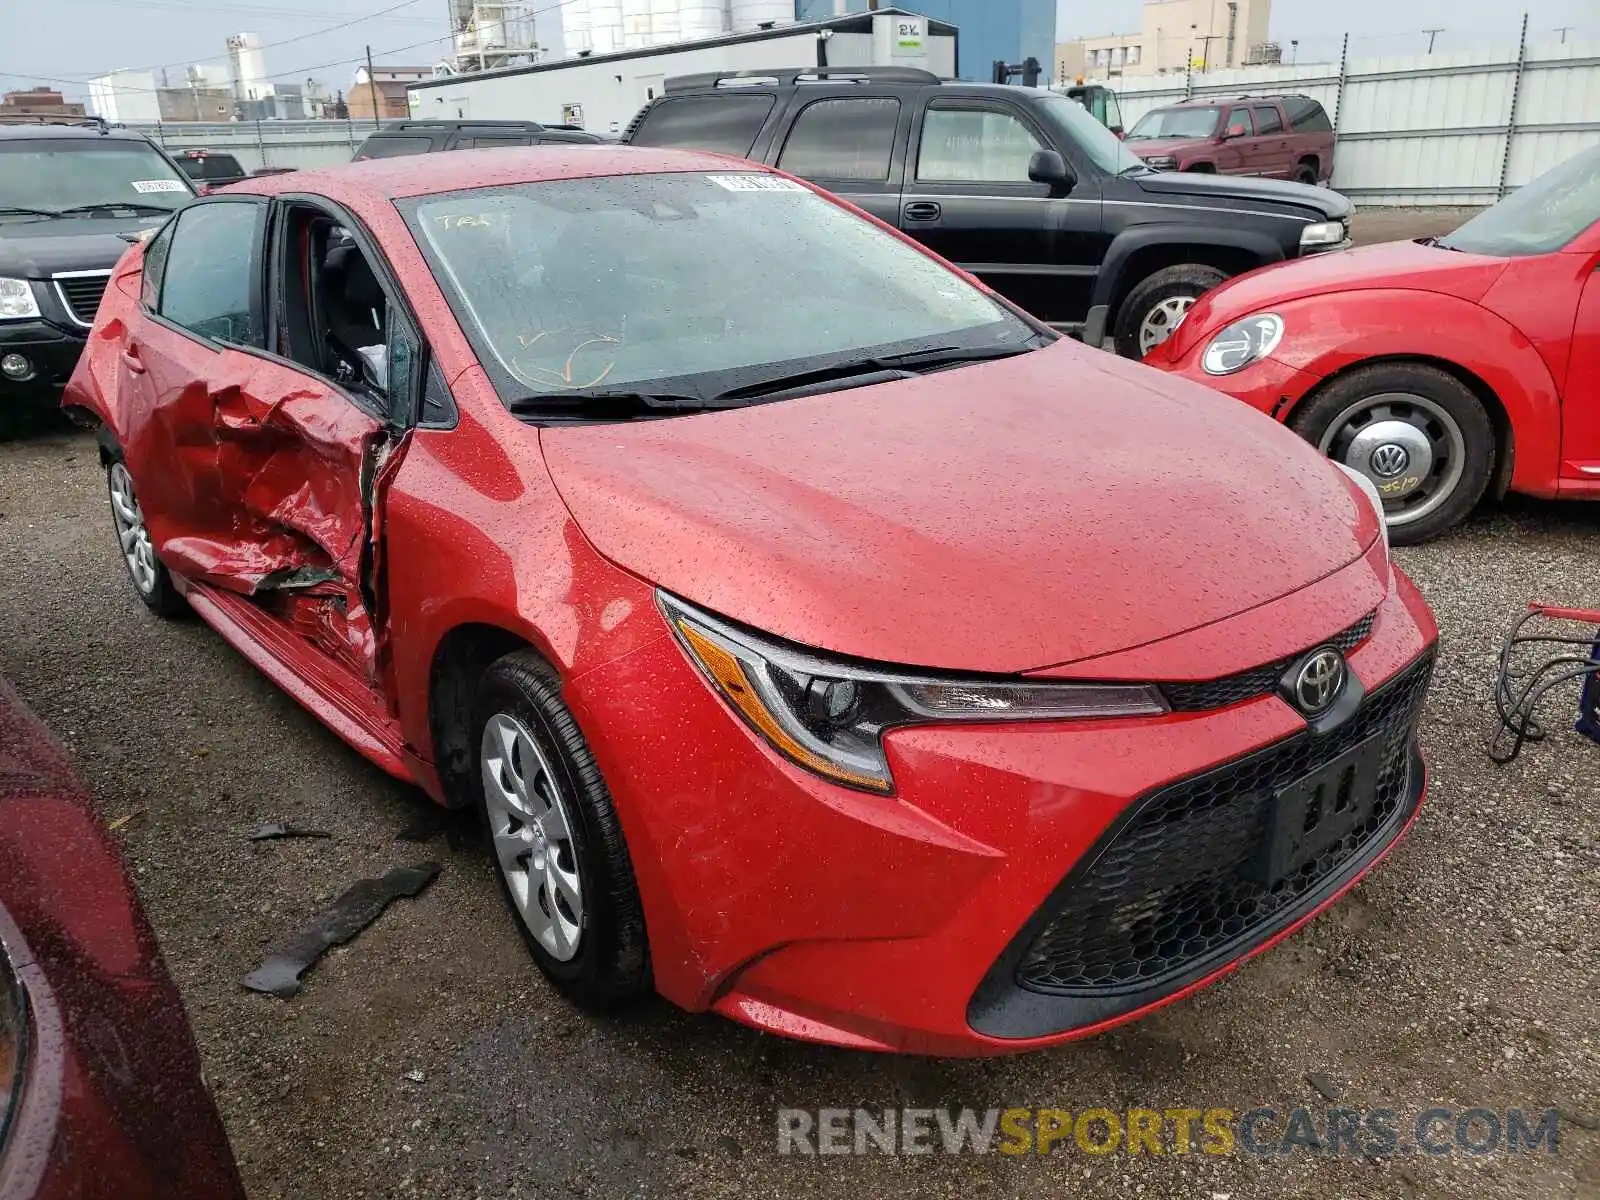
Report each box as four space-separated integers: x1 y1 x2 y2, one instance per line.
0 122 153 142
1165 94 1305 107
225 144 764 201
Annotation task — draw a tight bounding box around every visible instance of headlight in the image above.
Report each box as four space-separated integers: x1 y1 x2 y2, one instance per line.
0 278 40 321
1299 220 1346 249
1201 313 1284 375
1142 154 1177 170
1333 461 1391 552
661 594 1167 794
0 949 25 1145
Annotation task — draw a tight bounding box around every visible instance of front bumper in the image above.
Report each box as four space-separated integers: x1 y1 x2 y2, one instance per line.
0 319 88 395
569 558 1437 1055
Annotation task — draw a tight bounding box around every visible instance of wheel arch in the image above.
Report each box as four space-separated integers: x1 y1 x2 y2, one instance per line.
1288 353 1515 499
426 621 546 808
1092 225 1285 329
1265 290 1561 499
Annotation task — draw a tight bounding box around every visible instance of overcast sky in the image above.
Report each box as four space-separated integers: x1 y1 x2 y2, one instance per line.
4 0 1596 102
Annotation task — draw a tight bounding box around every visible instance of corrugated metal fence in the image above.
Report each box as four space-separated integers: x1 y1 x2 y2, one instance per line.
1109 27 1600 204
127 118 378 172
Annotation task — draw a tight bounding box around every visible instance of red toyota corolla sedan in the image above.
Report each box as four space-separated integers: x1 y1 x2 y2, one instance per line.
64 147 1437 1055
1147 144 1600 544
0 675 243 1198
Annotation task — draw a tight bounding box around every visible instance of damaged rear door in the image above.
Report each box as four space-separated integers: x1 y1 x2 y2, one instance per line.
118 193 405 685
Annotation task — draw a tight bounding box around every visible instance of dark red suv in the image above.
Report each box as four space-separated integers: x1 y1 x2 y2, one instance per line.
1124 94 1334 185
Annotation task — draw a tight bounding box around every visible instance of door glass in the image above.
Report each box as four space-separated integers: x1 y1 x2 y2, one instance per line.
140 220 175 309
917 109 1042 182
158 201 263 346
355 136 433 160
1253 106 1283 134
1225 109 1256 136
628 95 776 156
777 98 900 182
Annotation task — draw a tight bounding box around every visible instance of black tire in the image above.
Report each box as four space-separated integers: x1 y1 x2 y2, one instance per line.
472 649 651 1010
104 450 186 617
1113 263 1229 359
1289 362 1496 545
1294 161 1319 186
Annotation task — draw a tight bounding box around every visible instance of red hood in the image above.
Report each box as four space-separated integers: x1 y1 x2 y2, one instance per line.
1127 136 1208 159
1173 240 1508 356
539 340 1377 674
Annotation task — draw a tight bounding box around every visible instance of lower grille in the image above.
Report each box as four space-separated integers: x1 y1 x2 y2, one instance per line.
1014 651 1432 997
54 273 111 327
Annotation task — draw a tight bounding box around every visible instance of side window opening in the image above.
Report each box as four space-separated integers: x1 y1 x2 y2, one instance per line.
277 205 394 409
1253 105 1283 135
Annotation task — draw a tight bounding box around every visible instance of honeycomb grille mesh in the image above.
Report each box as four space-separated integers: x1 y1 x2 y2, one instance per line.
1161 614 1376 712
1016 651 1431 996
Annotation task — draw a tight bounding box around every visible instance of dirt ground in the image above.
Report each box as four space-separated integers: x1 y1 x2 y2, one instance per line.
3 202 1595 1200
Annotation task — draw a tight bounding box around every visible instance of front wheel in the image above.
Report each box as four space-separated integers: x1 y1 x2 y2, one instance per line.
1289 362 1496 544
473 650 651 1010
1113 263 1229 359
106 457 185 617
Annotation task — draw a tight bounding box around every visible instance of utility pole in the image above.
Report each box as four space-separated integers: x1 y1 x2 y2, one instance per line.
1555 26 1572 43
1422 27 1443 53
1290 38 1299 64
365 44 380 129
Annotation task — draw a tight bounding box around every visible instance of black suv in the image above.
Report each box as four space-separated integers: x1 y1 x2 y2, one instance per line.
624 68 1352 357
0 120 195 410
353 119 609 160
171 148 249 187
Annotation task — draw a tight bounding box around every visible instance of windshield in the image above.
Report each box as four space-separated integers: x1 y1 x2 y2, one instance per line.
1127 107 1221 140
0 139 193 215
1033 92 1146 174
402 172 1036 408
1438 146 1600 257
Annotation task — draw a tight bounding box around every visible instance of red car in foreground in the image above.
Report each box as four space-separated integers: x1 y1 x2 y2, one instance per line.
65 147 1436 1055
0 675 242 1198
1148 144 1600 543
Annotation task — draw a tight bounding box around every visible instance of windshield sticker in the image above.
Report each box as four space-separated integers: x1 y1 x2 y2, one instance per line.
131 179 188 194
706 174 807 193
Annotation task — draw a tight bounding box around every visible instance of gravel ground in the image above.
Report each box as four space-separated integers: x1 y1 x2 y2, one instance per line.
3 203 1595 1200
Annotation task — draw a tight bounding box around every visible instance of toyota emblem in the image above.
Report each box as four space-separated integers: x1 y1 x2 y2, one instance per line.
1293 648 1346 715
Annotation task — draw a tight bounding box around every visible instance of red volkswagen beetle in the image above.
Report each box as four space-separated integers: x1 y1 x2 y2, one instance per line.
64 148 1436 1055
0 675 243 1198
1148 145 1600 543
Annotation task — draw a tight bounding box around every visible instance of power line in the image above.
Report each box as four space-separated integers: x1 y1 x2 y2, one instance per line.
45 0 434 81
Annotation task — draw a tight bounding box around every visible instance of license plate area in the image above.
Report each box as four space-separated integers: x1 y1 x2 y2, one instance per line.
1252 734 1387 886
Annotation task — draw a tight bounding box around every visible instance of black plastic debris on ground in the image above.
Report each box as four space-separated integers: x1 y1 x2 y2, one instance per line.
248 822 333 841
242 861 442 998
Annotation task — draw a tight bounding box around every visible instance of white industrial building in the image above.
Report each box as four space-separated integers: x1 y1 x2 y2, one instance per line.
410 6 958 136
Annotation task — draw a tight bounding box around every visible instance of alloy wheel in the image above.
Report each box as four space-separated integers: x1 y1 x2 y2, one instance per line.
108 463 159 596
1317 392 1468 530
481 712 586 962
1139 295 1195 355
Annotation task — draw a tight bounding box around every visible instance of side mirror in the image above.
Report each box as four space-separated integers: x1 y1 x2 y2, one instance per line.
1028 149 1077 194
1224 123 1248 140
1110 125 1125 139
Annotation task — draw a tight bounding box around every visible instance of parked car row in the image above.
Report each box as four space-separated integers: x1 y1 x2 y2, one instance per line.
622 68 1352 356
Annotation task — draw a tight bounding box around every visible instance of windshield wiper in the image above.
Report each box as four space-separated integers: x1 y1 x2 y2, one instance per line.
506 390 744 420
54 201 177 217
710 339 1047 405
0 205 61 219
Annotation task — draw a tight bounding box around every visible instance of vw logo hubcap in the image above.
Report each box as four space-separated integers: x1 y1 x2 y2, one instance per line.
1293 648 1346 715
1368 442 1411 479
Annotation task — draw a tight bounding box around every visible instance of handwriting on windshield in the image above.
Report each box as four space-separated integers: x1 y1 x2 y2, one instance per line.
509 329 620 391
